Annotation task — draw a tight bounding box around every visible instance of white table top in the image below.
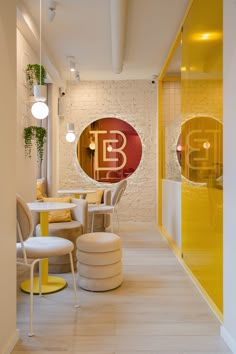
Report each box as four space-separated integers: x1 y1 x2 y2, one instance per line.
57 189 95 195
27 202 77 212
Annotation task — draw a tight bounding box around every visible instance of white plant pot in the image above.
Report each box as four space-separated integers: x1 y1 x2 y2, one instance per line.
33 85 47 102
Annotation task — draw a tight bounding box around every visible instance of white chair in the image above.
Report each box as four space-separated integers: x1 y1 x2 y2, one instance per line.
16 194 79 337
88 179 127 232
33 198 88 273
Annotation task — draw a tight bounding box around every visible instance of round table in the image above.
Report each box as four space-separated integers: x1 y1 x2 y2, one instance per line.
57 189 95 199
20 202 76 295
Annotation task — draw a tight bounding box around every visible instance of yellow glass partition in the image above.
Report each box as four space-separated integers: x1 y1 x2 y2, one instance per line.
158 0 223 317
181 0 223 313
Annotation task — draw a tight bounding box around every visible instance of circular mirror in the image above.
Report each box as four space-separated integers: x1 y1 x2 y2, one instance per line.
77 117 142 183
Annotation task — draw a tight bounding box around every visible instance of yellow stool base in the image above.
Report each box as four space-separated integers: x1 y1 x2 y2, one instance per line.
20 276 67 294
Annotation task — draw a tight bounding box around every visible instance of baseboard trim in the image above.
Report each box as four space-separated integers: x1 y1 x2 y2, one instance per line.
2 329 19 354
221 326 236 353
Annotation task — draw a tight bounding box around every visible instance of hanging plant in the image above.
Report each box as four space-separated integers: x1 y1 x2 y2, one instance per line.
25 64 47 92
24 126 47 163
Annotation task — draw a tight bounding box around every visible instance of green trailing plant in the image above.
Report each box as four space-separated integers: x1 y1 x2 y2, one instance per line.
25 64 47 91
24 126 47 163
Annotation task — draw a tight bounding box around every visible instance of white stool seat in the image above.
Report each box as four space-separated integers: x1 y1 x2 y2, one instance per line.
78 260 122 278
76 232 123 291
76 232 121 252
78 273 123 292
77 249 122 265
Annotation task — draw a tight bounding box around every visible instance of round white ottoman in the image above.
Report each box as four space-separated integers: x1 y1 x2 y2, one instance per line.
76 232 123 291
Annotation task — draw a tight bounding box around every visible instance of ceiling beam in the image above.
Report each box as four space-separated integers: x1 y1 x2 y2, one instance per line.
110 0 127 74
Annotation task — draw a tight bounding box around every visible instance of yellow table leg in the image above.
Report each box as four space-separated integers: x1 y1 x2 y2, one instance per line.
20 211 67 294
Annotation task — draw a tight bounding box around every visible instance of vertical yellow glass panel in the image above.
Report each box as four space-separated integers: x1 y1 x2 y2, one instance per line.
181 0 223 313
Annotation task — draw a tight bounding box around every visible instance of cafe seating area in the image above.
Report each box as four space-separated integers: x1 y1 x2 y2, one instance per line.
16 194 79 337
16 184 126 337
34 197 88 273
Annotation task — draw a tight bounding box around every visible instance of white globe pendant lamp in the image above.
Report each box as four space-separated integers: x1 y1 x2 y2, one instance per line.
32 0 49 120
31 102 49 120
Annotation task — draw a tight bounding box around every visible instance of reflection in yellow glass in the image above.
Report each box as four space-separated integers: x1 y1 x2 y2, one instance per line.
179 117 223 184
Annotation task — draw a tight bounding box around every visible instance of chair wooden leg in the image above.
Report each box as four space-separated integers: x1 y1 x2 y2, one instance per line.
69 252 79 308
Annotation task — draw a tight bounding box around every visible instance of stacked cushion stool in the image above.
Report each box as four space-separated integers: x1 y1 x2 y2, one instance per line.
76 232 123 291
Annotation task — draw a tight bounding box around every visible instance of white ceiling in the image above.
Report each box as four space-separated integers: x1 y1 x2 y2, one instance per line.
17 0 189 84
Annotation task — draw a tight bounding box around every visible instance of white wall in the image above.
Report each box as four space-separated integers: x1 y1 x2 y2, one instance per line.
221 0 236 352
58 81 157 224
16 29 38 201
0 1 18 353
162 179 181 249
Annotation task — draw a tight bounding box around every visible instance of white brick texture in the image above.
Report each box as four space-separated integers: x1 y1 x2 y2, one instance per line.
59 80 157 224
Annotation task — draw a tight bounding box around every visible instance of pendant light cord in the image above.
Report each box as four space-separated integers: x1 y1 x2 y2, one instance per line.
40 0 42 85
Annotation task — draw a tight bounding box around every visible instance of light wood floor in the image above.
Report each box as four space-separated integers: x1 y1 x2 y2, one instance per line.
13 223 231 354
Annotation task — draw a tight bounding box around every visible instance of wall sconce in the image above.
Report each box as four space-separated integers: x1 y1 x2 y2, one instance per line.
203 141 211 149
176 144 183 152
107 144 113 152
66 123 76 142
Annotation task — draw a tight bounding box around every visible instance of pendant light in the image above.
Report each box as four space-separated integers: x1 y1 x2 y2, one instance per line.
31 0 49 120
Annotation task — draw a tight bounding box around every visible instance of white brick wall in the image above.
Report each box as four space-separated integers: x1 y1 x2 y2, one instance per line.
16 29 38 202
59 80 157 224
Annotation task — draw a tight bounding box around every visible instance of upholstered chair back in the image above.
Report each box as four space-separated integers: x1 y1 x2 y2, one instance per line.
16 194 34 242
111 179 127 207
